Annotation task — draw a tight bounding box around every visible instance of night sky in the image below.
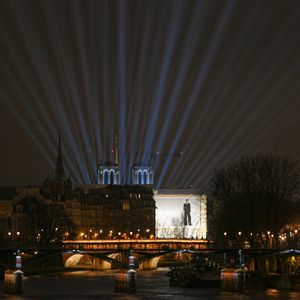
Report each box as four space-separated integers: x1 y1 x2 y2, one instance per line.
1 0 300 188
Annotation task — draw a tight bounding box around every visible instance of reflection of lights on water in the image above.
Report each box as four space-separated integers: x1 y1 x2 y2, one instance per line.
265 289 300 300
265 289 280 297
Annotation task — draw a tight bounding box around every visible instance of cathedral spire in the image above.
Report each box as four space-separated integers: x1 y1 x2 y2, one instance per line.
55 129 64 180
114 134 119 165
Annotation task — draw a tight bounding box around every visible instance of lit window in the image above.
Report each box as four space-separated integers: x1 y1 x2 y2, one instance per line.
123 201 130 210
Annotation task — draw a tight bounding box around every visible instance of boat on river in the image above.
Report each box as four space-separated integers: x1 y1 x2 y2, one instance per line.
167 257 220 288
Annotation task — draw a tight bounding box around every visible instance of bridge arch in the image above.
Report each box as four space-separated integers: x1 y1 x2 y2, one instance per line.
138 250 193 270
94 253 121 270
63 252 124 270
64 254 92 268
139 256 161 270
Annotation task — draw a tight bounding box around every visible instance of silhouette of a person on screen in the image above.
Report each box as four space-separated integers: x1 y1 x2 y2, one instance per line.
183 199 192 226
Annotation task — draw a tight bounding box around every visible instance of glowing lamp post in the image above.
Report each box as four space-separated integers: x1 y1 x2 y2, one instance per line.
98 229 103 240
236 232 242 247
223 232 227 247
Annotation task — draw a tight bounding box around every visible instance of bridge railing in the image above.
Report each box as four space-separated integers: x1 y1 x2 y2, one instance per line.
62 239 209 251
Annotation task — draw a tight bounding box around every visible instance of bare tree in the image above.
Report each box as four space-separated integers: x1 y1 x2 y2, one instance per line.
208 154 300 247
21 202 74 246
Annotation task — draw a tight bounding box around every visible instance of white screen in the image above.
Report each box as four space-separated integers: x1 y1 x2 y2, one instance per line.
155 193 207 239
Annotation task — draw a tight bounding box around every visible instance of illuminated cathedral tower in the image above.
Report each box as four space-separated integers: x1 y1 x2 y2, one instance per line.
97 134 120 185
131 163 154 185
96 134 155 185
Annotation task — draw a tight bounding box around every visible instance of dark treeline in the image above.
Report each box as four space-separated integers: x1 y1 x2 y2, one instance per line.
208 153 300 247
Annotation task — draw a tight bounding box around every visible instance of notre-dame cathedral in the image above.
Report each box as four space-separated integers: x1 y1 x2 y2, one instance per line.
97 135 154 186
0 132 207 241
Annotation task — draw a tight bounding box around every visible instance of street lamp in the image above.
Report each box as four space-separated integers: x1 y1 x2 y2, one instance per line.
146 229 150 239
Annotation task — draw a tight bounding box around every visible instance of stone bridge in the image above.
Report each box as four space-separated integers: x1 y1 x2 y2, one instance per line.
62 239 208 270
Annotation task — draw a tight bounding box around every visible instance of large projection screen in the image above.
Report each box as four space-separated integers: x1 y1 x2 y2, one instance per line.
154 190 207 239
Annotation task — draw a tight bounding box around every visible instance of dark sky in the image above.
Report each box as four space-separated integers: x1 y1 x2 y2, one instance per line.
1 0 300 188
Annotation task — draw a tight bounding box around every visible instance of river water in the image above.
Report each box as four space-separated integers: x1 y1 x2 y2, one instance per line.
1 268 299 300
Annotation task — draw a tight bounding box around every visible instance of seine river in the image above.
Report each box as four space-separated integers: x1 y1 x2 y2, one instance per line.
1 268 299 300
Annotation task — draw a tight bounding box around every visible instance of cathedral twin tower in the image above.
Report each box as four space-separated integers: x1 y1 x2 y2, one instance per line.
97 135 154 185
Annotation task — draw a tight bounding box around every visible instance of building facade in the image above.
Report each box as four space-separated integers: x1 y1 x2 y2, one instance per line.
0 184 156 241
0 133 207 243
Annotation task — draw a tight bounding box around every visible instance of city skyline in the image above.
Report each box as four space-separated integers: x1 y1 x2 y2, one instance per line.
1 0 300 187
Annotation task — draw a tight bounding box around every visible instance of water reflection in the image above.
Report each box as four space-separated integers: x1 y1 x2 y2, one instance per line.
265 288 280 298
0 269 299 300
264 288 300 300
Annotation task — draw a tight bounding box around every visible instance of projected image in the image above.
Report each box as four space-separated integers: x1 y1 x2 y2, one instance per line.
155 194 205 239
183 199 192 226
